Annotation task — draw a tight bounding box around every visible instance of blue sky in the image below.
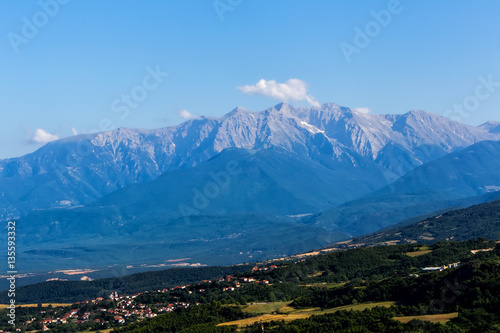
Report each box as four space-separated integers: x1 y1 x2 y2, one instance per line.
1 0 500 158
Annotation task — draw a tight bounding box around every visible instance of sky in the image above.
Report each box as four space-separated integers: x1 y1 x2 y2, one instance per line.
1 0 500 159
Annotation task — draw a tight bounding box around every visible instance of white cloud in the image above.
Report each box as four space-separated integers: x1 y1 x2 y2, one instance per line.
352 107 371 114
71 127 78 136
179 109 201 120
29 128 59 144
237 78 320 107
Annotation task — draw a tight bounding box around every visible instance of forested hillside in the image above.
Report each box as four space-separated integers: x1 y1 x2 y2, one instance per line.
342 200 500 247
2 239 500 332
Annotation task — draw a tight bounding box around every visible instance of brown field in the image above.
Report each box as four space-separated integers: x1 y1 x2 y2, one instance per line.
299 282 346 289
293 251 320 259
406 250 433 257
382 240 400 246
393 312 458 324
0 303 72 308
219 301 397 327
243 301 292 315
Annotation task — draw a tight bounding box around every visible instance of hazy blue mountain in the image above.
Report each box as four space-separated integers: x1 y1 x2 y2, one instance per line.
376 140 500 197
1 103 497 221
305 141 500 235
305 191 498 237
89 148 390 216
18 146 386 239
22 139 500 250
16 147 374 272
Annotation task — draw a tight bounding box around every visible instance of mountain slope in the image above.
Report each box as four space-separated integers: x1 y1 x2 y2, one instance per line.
479 120 500 134
13 148 369 272
90 147 389 217
19 147 388 229
1 103 498 221
305 141 500 235
376 140 500 197
341 199 500 246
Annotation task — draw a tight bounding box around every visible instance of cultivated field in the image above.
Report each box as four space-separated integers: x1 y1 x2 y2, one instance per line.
299 282 346 289
219 301 397 327
243 301 292 315
393 312 458 324
406 250 433 257
0 303 72 308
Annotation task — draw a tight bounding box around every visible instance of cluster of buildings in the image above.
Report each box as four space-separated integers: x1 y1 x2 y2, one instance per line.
421 262 461 272
252 265 278 272
154 273 273 295
240 277 269 284
10 290 193 332
3 264 283 332
10 271 279 331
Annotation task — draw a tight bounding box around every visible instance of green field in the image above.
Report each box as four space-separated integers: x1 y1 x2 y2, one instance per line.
220 301 397 327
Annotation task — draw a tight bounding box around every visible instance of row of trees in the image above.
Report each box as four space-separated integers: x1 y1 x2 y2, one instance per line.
0 265 253 304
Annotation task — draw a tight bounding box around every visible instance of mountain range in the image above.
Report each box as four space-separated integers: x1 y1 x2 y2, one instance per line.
2 102 500 276
2 103 498 221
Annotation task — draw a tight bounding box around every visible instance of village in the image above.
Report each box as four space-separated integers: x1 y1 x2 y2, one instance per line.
2 265 278 332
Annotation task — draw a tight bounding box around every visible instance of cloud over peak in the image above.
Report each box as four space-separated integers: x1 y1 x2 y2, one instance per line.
29 128 60 144
238 78 320 107
179 109 201 120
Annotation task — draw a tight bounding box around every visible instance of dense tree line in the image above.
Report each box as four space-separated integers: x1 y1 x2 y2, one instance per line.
0 265 253 303
113 302 245 333
291 259 500 312
136 281 307 306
